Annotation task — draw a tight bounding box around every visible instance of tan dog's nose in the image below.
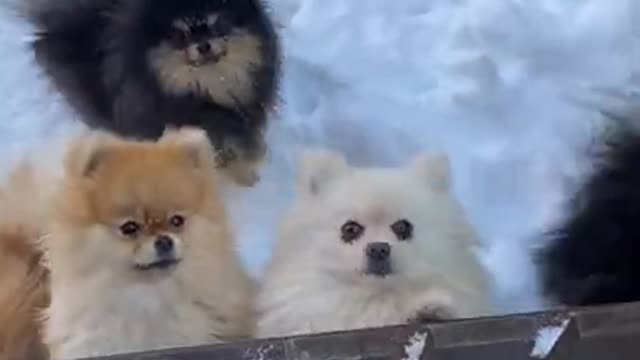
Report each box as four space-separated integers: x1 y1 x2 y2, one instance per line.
154 235 174 256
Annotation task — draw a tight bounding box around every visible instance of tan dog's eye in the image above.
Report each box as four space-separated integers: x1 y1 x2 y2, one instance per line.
120 221 141 237
169 215 186 228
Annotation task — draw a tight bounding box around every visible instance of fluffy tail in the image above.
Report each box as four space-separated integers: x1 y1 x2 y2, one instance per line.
15 0 118 127
537 104 640 306
0 162 52 360
16 0 107 34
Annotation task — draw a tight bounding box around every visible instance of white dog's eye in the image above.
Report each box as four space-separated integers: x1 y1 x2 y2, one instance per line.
391 219 413 241
341 220 364 243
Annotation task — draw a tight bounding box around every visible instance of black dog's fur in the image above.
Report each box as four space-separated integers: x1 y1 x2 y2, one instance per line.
538 109 640 306
24 0 280 186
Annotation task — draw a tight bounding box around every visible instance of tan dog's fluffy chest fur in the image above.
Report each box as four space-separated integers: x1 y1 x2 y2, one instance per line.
46 270 217 358
47 239 253 360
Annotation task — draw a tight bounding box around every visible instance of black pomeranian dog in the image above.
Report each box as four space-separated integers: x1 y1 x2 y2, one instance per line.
538 107 640 306
24 0 281 186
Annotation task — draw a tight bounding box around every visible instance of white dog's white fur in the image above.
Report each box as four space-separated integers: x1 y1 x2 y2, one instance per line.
256 149 493 338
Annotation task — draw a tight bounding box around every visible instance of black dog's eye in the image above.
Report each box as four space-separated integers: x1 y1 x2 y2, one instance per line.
391 219 413 241
341 220 364 243
120 221 141 237
169 215 185 228
170 30 188 46
213 16 233 36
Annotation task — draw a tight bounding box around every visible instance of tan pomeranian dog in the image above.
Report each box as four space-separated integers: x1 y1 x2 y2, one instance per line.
256 149 494 339
40 127 254 359
0 162 53 360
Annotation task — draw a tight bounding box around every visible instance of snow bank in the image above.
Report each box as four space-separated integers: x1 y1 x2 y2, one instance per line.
0 0 637 314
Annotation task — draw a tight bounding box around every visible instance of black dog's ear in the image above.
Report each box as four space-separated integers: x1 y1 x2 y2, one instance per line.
111 78 165 139
64 131 120 178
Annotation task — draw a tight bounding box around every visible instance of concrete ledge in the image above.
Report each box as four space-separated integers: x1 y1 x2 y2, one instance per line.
86 301 640 360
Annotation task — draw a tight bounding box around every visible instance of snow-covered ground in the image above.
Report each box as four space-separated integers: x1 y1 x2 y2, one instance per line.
0 0 638 315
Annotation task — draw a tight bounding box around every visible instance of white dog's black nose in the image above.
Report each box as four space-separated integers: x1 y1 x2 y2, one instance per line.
365 242 392 277
366 242 391 261
154 235 174 255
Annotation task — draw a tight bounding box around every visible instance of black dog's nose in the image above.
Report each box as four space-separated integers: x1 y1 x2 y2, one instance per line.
197 42 211 54
154 235 174 255
366 242 391 261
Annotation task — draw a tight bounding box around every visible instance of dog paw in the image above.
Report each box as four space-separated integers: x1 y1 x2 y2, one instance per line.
211 145 261 187
221 161 261 187
233 167 260 187
213 146 237 168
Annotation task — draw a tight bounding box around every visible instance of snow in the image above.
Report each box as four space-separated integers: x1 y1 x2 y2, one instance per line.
403 331 428 360
243 344 277 360
0 0 638 315
530 319 570 358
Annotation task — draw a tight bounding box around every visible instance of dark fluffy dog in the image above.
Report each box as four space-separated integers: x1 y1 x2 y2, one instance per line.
24 0 281 186
538 108 640 306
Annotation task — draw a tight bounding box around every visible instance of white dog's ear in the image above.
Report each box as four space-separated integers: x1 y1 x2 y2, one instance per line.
409 152 451 191
298 149 349 196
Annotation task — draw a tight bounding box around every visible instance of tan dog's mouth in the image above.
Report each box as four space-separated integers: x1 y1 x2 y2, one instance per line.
134 258 182 271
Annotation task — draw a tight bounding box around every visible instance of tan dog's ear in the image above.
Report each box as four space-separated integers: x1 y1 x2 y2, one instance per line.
408 152 451 192
298 149 350 196
160 126 216 170
64 131 120 178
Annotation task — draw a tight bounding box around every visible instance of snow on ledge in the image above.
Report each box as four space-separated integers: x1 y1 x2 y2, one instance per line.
530 319 571 359
403 331 429 360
